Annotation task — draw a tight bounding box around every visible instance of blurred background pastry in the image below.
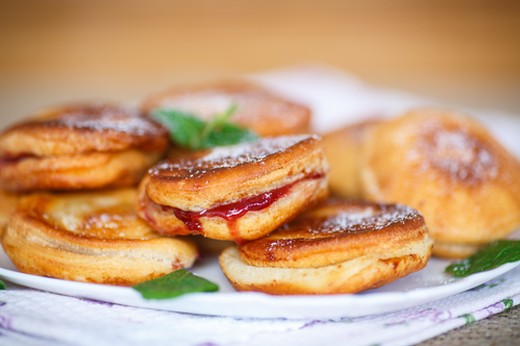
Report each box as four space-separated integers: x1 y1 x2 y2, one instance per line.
361 109 520 258
322 119 382 199
141 79 311 136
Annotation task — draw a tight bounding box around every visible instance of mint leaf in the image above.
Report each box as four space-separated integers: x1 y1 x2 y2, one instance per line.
0 280 5 290
133 269 219 299
200 103 238 139
445 240 520 278
152 105 258 150
204 122 259 147
153 109 206 149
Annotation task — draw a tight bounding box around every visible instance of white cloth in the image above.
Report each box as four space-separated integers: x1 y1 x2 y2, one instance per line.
0 268 518 346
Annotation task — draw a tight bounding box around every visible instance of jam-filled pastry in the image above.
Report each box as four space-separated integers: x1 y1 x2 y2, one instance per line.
1 189 198 285
219 199 432 294
138 135 329 242
141 79 311 136
322 119 382 199
361 109 520 258
0 103 169 192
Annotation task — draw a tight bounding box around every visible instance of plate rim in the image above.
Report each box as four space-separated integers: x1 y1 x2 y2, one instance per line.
1 256 519 319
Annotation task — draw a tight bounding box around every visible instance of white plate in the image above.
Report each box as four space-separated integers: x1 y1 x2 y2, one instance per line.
1 247 519 319
1 68 520 319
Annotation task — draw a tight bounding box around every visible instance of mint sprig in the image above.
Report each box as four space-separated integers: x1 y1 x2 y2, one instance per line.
445 240 520 278
133 269 219 300
152 104 258 150
0 280 5 290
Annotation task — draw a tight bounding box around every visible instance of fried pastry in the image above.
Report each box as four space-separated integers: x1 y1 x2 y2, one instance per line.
141 79 311 136
138 135 329 242
0 103 169 192
1 189 198 285
0 190 18 235
361 109 520 258
322 119 381 199
219 199 432 294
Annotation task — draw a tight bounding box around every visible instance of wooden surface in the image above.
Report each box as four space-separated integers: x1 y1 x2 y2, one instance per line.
1 0 519 124
421 304 520 346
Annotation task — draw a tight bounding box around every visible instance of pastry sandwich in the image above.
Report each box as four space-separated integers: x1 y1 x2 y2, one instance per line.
219 199 432 294
138 135 329 242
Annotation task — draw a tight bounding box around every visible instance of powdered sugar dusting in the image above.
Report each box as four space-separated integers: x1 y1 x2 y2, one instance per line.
202 135 310 163
312 204 421 235
158 94 233 120
52 104 163 136
152 83 305 128
150 135 315 178
409 121 498 184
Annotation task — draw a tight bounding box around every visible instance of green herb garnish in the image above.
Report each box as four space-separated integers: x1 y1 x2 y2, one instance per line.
152 104 258 150
0 280 5 290
445 240 520 278
133 269 219 299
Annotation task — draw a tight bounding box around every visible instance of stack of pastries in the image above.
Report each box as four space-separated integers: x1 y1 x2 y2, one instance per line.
1 78 516 295
0 103 197 285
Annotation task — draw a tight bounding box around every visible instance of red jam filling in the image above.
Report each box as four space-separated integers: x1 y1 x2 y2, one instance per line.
161 172 324 242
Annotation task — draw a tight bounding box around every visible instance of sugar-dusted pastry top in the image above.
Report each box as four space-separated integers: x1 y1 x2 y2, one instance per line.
141 79 311 136
0 103 168 157
405 114 499 185
149 135 316 179
144 135 327 209
239 199 427 268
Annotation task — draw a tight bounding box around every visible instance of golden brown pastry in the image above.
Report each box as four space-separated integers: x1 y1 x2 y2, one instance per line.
138 135 329 242
1 189 198 285
361 109 520 258
322 119 382 199
141 79 311 136
219 199 432 294
0 190 18 235
0 103 169 192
